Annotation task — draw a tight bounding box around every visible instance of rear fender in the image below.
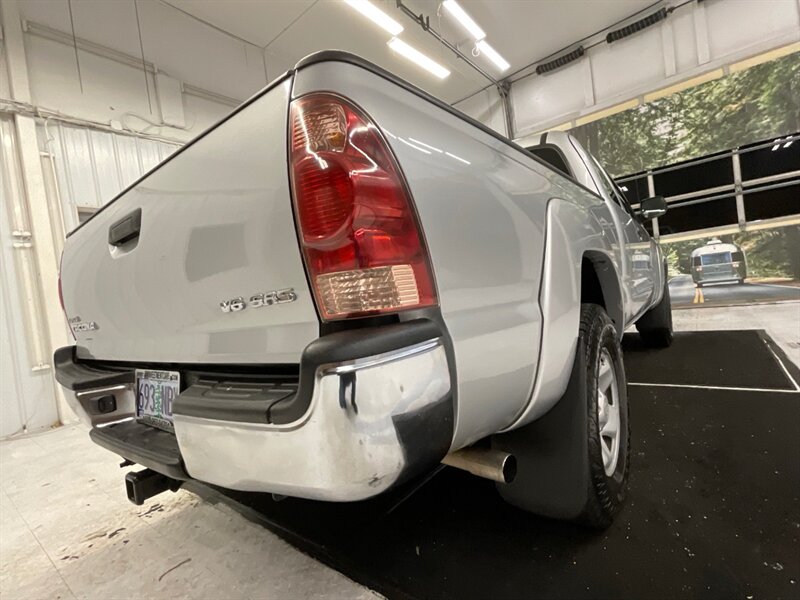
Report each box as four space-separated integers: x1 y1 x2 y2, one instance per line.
501 197 619 430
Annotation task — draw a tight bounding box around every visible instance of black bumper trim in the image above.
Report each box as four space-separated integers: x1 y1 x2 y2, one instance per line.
56 318 446 426
54 346 134 392
90 420 189 480
267 318 444 425
171 318 444 425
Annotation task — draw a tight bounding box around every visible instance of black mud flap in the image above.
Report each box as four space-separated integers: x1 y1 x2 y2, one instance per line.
491 348 590 520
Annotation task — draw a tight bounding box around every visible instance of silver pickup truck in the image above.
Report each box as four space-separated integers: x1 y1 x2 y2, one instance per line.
54 51 672 528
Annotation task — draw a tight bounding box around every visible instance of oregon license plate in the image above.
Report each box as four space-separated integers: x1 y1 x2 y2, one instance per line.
135 369 179 430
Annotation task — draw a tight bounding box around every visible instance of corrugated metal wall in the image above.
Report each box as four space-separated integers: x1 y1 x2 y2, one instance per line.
0 119 181 437
39 123 180 233
1 115 60 437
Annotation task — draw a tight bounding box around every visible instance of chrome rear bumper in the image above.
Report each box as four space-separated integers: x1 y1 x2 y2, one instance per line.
176 339 451 500
55 319 455 502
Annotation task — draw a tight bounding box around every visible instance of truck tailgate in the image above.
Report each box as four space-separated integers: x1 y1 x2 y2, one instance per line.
60 75 319 364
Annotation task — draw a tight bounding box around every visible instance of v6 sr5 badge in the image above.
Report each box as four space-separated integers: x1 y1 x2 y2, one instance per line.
220 288 297 314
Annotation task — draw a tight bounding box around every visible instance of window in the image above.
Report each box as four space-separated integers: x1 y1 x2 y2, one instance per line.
701 252 732 266
526 145 572 178
77 206 98 225
589 154 636 216
657 197 738 235
653 152 733 196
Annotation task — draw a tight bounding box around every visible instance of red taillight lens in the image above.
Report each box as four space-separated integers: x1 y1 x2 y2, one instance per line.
57 250 66 313
289 93 437 320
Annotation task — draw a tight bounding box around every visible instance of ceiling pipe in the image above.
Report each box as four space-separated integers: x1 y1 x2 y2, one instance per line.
395 0 502 88
393 0 514 138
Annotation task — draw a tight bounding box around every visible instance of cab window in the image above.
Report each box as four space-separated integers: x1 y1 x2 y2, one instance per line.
589 155 636 216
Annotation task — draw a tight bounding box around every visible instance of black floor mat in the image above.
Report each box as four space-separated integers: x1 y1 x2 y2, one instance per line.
622 330 797 390
198 387 800 600
192 331 800 600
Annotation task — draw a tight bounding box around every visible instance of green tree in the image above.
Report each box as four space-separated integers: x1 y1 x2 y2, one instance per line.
570 51 800 177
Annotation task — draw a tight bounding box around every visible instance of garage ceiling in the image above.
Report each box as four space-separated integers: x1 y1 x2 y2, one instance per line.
166 0 658 103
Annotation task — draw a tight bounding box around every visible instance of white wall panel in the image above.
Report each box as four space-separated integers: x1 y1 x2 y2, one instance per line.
671 7 699 73
454 87 506 135
58 126 98 208
23 33 231 144
137 138 163 173
511 64 588 134
114 134 144 189
705 0 800 60
591 30 666 102
17 0 267 102
89 130 122 204
42 123 179 233
509 1 800 138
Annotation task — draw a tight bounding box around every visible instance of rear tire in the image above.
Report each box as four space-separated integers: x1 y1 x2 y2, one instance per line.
636 266 673 348
492 304 630 529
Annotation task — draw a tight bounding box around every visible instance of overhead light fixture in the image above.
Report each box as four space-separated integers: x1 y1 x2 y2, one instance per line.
536 46 585 75
388 38 450 79
606 8 668 44
476 40 509 72
442 0 485 41
344 0 404 36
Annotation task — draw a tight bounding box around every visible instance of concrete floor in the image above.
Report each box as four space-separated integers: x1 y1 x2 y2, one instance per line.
1 301 797 599
0 425 379 599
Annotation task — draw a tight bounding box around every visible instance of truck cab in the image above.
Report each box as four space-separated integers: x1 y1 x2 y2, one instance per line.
526 131 666 323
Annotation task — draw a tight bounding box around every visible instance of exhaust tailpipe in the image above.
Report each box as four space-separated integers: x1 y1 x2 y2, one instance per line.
442 448 516 483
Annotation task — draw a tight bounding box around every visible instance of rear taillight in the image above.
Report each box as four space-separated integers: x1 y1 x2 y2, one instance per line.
57 250 66 314
289 93 437 321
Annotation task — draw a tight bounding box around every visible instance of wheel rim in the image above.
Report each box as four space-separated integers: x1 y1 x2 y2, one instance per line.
597 348 621 477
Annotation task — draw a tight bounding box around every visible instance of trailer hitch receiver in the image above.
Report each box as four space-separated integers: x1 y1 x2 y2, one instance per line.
125 468 182 505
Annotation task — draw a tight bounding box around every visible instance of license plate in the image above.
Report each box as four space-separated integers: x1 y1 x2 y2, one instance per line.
135 369 179 430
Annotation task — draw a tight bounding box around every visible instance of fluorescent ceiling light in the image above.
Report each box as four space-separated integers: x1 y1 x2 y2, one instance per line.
476 40 509 72
442 0 485 40
344 0 403 36
388 38 450 79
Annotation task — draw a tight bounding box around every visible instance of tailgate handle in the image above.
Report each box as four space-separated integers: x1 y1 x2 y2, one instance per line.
108 209 142 247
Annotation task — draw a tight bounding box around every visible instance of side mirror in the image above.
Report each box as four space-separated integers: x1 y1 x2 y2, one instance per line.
637 196 667 221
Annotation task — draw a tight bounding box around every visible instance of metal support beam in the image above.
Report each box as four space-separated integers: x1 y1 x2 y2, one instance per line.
731 151 747 229
497 84 515 139
647 173 660 239
395 1 503 88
